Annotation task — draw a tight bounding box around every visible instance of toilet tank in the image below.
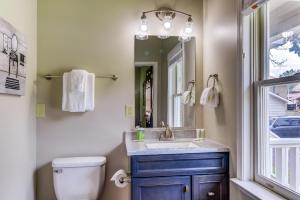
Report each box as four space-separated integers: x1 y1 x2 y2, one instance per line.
52 157 106 200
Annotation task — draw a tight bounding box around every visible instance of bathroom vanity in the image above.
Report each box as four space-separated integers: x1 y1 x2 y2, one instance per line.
131 35 229 199
125 130 230 200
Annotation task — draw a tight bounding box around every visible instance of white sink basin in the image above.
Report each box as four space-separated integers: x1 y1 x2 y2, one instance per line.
145 142 199 149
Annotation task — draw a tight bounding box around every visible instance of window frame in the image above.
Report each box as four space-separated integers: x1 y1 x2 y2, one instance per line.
167 43 184 127
252 3 300 199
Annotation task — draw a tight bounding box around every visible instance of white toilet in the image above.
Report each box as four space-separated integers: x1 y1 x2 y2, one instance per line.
52 156 106 200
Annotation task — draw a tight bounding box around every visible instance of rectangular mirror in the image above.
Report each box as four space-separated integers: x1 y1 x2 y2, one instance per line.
135 36 196 128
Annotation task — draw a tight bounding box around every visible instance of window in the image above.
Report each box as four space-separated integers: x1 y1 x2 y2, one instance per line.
168 43 184 127
253 0 300 199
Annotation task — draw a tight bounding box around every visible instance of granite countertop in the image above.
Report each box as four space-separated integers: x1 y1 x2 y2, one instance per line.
125 129 230 156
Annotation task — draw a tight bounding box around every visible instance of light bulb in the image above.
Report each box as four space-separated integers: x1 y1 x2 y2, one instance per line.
163 16 172 30
184 22 193 34
184 17 193 35
140 18 148 32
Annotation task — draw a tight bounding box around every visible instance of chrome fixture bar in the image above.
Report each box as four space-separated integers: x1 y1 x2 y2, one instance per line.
42 74 118 81
142 8 192 19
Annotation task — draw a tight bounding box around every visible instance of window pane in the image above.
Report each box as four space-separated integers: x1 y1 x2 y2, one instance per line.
268 0 300 79
173 96 182 127
259 83 300 194
168 65 175 126
176 59 183 94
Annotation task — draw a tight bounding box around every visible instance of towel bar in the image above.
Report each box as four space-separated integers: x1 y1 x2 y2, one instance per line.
42 74 118 81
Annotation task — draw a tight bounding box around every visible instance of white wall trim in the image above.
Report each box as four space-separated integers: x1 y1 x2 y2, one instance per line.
231 178 287 200
135 62 158 127
236 0 254 181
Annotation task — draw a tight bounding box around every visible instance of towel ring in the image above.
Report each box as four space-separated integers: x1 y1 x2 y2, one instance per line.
187 80 195 91
206 74 218 88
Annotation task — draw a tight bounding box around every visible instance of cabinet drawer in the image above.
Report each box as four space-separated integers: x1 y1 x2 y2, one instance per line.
132 176 191 200
131 153 229 177
192 174 229 200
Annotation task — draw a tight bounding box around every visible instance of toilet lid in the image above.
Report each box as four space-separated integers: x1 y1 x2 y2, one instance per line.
52 156 106 168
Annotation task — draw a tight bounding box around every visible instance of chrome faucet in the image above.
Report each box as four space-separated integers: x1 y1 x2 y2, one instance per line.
159 121 175 141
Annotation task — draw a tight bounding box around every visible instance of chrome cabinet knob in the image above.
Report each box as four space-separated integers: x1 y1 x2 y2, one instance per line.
207 191 215 196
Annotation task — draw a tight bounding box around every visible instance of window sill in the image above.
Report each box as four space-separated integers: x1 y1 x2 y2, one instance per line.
231 178 287 200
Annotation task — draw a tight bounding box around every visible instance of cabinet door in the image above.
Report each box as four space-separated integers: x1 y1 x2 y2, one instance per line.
132 176 191 200
192 174 229 200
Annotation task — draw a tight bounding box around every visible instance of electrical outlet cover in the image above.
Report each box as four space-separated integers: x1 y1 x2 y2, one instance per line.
36 104 46 118
125 105 134 118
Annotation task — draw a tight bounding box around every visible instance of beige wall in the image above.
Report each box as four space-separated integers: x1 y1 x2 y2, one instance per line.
37 0 203 199
0 0 37 200
203 0 251 199
203 0 238 178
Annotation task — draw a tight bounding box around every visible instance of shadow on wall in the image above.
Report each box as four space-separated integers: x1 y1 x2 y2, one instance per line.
213 78 225 125
36 144 130 200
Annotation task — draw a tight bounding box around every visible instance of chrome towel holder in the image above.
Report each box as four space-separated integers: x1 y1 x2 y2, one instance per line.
42 74 118 81
206 74 218 87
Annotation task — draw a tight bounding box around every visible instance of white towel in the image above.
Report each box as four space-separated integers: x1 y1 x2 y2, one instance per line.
189 86 195 106
182 90 192 105
182 84 195 106
200 87 210 105
62 70 95 112
85 73 95 111
200 87 219 108
70 70 88 92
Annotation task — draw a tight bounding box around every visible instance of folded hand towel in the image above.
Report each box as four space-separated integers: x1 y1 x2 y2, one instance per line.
200 87 210 105
85 73 95 111
62 70 95 112
200 87 219 108
189 86 195 106
182 90 192 105
70 70 88 92
182 83 195 106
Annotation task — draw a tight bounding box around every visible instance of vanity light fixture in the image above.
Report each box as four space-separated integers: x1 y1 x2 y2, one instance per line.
136 8 193 41
140 13 148 32
136 13 149 40
184 17 193 34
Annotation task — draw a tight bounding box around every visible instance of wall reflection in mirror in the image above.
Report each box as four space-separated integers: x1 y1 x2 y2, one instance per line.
135 36 196 128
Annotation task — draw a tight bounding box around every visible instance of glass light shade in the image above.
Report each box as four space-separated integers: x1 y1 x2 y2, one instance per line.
163 15 173 30
178 35 191 42
157 29 170 39
157 34 169 39
184 21 193 34
140 19 148 32
136 31 149 40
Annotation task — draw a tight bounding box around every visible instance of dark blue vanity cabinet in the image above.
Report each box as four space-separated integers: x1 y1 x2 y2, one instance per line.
132 176 191 200
131 152 229 200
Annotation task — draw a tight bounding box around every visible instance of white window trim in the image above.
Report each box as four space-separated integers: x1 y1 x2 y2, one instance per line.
236 0 255 182
167 42 184 127
231 178 287 200
236 2 300 200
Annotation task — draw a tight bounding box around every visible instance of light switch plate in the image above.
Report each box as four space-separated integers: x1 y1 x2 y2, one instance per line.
36 104 46 118
125 104 134 118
